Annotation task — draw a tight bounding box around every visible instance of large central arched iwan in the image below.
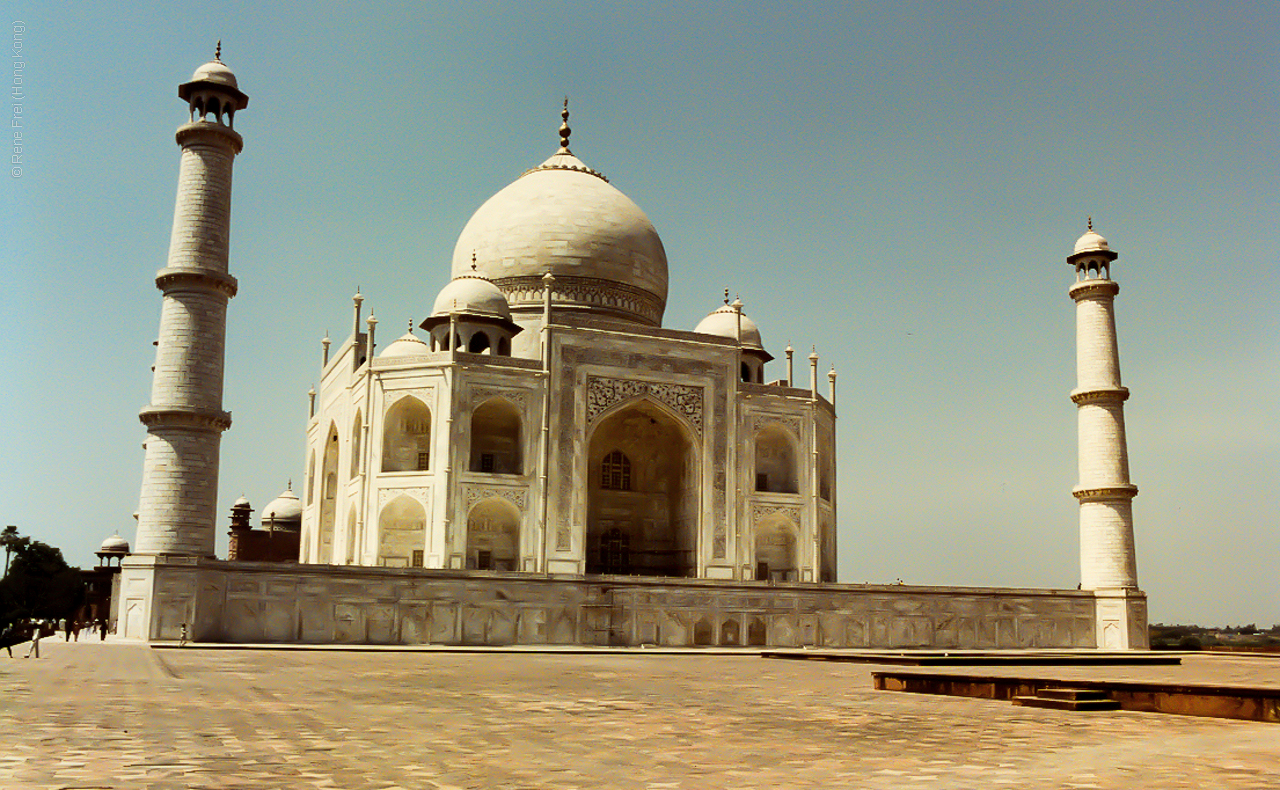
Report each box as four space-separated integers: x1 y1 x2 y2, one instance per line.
587 399 699 577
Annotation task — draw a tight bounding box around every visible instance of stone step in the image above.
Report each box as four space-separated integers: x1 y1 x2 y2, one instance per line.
1037 687 1114 701
1012 695 1121 712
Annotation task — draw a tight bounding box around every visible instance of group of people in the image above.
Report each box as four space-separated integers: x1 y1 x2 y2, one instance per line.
0 617 110 658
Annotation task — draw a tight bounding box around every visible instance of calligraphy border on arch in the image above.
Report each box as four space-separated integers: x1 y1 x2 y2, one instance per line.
753 414 803 437
464 484 529 511
585 376 704 436
472 387 530 412
377 487 431 509
752 503 802 524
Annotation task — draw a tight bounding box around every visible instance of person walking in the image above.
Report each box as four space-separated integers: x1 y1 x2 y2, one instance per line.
24 623 41 659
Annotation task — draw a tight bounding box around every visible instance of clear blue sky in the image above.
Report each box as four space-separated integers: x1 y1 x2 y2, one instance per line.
3 1 1276 626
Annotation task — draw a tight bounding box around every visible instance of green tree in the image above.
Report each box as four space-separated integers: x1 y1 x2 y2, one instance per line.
0 528 84 629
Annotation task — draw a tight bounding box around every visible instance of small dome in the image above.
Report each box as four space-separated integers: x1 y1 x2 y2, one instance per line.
695 304 767 352
380 330 430 359
191 59 239 89
431 275 511 320
232 495 251 507
1073 229 1110 255
261 488 303 529
99 533 130 554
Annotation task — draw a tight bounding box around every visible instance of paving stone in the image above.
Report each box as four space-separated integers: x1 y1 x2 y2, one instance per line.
0 641 1277 788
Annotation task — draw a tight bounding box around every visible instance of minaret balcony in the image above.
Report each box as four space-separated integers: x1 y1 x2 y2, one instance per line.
1069 386 1129 405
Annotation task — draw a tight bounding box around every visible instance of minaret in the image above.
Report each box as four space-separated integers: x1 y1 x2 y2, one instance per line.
135 47 249 558
1067 220 1147 649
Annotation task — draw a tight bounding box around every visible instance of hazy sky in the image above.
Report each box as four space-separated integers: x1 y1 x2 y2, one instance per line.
3 2 1276 626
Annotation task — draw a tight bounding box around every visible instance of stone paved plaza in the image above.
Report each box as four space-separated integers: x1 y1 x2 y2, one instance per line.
2 641 1278 789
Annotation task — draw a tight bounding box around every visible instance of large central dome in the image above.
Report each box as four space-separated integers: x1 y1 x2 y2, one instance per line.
450 121 668 326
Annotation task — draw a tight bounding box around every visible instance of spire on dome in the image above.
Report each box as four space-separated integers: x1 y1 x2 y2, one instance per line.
215 40 222 62
1087 216 1093 231
558 97 572 154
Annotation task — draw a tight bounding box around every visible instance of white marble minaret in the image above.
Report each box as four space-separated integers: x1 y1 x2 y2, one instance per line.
1068 221 1147 649
135 47 248 559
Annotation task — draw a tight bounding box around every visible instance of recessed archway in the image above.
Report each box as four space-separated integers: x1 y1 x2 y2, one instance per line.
382 396 431 472
377 495 426 567
470 397 522 474
755 423 799 494
317 422 340 563
754 513 797 582
587 399 699 577
465 497 521 571
349 409 363 478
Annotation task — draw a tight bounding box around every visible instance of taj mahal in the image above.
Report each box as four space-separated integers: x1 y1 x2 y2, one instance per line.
117 51 1147 649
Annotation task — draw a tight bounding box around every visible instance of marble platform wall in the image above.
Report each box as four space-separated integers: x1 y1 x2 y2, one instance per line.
139 560 1100 648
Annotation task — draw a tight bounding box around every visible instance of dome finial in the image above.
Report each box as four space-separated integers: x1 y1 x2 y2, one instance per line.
723 288 729 305
1087 216 1093 231
215 40 222 62
287 478 292 489
558 97 572 154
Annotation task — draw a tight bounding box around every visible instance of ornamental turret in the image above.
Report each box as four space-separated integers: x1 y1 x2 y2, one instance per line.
1068 220 1147 649
135 46 248 557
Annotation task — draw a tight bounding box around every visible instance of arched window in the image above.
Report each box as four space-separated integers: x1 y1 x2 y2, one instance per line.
468 331 491 354
601 450 631 491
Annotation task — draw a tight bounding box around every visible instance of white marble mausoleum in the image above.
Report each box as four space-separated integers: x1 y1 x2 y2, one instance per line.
118 52 1147 650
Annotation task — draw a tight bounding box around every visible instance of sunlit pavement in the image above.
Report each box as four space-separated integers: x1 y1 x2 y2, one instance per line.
2 640 1277 789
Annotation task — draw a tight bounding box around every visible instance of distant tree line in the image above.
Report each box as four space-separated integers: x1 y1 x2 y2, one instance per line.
1150 622 1280 651
1 525 85 633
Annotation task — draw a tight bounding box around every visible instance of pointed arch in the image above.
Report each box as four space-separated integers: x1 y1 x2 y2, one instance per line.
345 505 358 564
468 331 491 354
306 450 316 505
377 494 426 567
317 422 340 564
350 408 363 478
382 396 432 472
466 496 521 571
470 397 522 474
755 512 797 582
755 422 799 494
587 397 700 577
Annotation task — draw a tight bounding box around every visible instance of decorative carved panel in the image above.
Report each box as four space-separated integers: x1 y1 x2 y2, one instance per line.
377 487 431 510
585 376 704 436
752 503 802 524
472 387 529 411
754 414 803 437
464 485 528 511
